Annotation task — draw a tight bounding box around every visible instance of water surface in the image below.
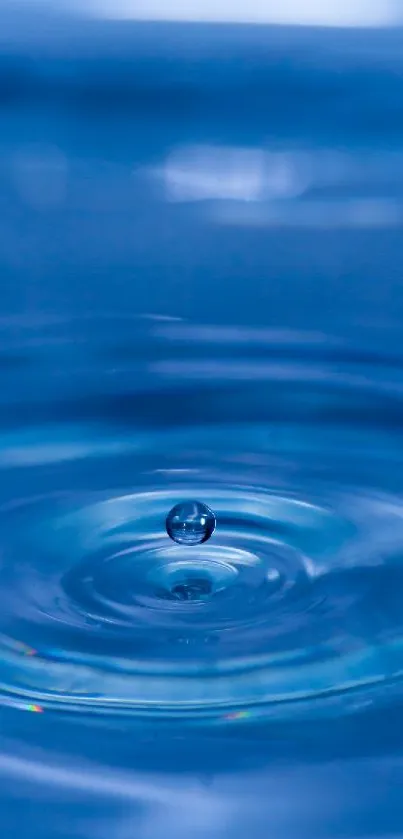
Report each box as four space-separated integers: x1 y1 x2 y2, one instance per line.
1 15 403 839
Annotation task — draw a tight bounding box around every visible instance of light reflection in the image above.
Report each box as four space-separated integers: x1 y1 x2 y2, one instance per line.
213 198 403 228
155 145 308 203
151 144 403 229
79 0 399 27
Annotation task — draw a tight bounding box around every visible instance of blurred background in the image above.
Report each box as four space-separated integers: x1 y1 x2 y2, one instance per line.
1 0 403 345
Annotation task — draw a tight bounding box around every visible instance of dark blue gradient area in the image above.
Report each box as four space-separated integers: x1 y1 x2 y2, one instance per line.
1 6 403 838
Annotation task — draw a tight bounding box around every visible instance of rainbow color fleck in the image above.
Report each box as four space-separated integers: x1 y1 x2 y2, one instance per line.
224 710 251 721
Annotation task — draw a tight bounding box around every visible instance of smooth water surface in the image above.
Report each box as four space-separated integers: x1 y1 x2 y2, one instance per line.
2 11 403 838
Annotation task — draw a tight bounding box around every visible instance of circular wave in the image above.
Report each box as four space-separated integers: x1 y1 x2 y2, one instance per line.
1 317 403 722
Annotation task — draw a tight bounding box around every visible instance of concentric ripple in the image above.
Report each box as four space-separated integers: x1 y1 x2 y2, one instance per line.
1 317 403 722
0 480 403 721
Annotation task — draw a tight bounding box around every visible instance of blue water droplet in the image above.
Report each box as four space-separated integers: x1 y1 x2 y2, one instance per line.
166 501 216 546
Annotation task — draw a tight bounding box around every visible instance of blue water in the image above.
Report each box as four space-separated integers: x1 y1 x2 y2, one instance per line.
2 11 403 837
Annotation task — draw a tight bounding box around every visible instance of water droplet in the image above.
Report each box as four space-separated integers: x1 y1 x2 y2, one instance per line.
166 501 216 546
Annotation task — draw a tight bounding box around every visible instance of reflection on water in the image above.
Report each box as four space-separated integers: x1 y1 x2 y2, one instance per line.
152 143 403 228
2 8 403 839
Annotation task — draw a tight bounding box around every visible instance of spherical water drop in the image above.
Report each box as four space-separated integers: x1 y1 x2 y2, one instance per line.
166 501 216 546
